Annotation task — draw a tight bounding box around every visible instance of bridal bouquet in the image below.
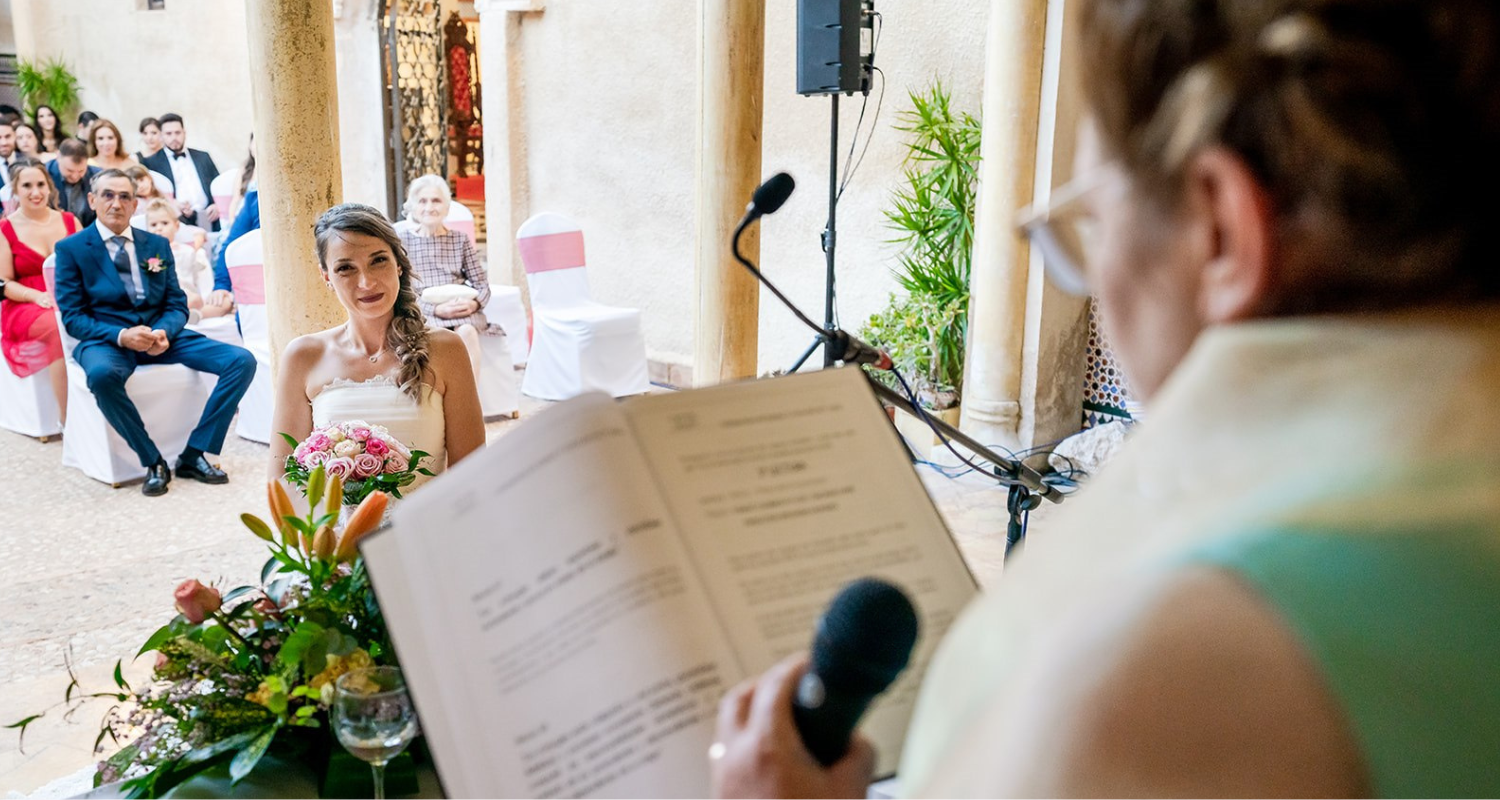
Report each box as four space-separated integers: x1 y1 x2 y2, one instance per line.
7 471 401 798
281 420 432 507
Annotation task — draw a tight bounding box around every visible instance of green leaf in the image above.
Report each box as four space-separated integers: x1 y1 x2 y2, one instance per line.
276 622 328 674
222 585 257 605
261 555 281 585
112 660 128 691
279 431 300 449
136 620 184 659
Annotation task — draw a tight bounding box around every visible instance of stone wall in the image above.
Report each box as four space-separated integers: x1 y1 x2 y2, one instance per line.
510 1 987 373
14 0 255 173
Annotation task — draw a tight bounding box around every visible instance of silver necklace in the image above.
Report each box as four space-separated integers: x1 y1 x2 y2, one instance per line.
368 348 384 363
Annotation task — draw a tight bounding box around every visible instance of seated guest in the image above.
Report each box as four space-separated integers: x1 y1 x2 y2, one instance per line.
712 0 1500 796
140 113 219 231
228 133 254 223
34 105 65 155
0 160 75 423
0 121 17 190
399 173 494 379
123 164 160 202
136 117 163 164
13 122 51 163
87 119 135 172
143 197 231 323
48 139 99 228
51 170 255 497
0 105 22 125
75 111 99 141
212 135 258 311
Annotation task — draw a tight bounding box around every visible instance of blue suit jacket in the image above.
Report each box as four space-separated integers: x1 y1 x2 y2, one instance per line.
47 160 101 227
52 226 188 359
213 188 260 293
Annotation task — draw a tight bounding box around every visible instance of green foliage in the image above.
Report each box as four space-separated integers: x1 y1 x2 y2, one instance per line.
869 80 982 396
15 58 81 118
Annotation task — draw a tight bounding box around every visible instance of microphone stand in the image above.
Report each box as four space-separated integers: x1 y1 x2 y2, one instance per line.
731 208 1062 558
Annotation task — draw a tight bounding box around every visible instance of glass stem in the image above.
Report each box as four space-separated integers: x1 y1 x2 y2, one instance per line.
372 763 386 800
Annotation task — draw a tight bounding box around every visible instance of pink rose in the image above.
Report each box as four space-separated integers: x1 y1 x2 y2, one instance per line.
384 454 407 473
364 437 389 457
349 426 373 442
353 453 384 478
302 449 332 470
306 432 333 452
325 456 356 480
173 579 222 624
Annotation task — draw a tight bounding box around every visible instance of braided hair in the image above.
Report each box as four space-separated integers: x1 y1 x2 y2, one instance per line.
313 204 432 402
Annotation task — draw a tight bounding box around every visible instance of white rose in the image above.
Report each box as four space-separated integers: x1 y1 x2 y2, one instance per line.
327 428 346 443
333 439 360 458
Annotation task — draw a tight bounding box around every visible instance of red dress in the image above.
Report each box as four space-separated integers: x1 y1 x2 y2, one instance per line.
1 213 75 377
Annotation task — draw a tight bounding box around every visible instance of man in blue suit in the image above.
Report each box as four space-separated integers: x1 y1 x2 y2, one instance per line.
48 139 100 228
52 170 256 496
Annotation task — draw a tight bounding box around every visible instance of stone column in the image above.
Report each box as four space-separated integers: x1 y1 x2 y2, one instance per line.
692 0 765 386
332 0 390 208
11 0 39 61
246 0 346 371
474 0 541 303
959 0 1049 450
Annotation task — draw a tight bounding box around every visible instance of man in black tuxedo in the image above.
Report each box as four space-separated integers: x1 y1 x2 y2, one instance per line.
140 113 220 231
51 170 256 496
48 139 100 227
0 121 17 190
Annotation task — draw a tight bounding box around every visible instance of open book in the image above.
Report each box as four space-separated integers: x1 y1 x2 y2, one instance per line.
363 367 978 798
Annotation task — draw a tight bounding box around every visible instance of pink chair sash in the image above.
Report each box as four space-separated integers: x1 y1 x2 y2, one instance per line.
42 267 54 293
517 231 586 274
229 264 266 305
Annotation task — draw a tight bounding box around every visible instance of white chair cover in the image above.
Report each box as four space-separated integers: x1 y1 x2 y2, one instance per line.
515 212 650 400
476 333 519 419
0 184 15 217
42 256 211 485
393 201 477 247
484 283 529 366
210 171 239 226
0 302 63 439
224 230 272 444
148 170 174 199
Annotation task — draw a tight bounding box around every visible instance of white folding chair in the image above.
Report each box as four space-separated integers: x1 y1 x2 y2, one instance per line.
0 302 63 440
43 256 211 486
186 251 243 347
484 283 529 367
476 332 520 420
209 171 239 226
148 170 174 199
225 230 273 444
446 202 477 247
515 213 650 400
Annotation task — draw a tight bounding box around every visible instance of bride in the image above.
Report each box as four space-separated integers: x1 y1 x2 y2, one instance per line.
268 203 485 489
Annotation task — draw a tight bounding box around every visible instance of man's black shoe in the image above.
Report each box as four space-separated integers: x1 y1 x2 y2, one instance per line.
143 461 171 497
175 454 229 485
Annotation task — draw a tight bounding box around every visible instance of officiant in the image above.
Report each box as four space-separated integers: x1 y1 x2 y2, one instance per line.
711 0 1500 796
398 173 494 382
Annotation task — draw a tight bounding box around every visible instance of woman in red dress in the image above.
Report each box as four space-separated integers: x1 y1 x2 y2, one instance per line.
0 160 77 422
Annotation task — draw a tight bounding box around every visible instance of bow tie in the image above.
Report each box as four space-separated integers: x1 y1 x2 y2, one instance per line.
171 151 187 160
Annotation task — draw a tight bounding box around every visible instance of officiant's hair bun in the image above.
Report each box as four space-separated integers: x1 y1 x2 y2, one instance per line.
313 203 431 401
1079 0 1500 310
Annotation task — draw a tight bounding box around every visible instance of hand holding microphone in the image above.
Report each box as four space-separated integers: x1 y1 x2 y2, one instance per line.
711 578 920 799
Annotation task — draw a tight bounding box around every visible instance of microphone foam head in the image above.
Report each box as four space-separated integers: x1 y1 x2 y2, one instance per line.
752 172 796 216
811 577 920 695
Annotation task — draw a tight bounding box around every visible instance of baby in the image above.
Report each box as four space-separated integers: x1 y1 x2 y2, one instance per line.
144 198 233 322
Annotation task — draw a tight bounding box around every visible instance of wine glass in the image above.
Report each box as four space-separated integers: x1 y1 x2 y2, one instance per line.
333 666 418 800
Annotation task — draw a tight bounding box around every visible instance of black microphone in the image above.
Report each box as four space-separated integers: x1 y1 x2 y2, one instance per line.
744 172 796 220
792 577 920 766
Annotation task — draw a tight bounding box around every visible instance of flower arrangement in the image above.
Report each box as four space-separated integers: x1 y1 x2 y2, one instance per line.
7 469 395 798
144 256 165 274
282 421 432 507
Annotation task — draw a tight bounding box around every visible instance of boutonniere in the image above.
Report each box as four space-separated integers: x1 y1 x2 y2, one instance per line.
145 256 165 274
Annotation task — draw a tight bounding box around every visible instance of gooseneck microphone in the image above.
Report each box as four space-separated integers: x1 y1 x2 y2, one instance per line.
732 173 892 370
792 578 920 766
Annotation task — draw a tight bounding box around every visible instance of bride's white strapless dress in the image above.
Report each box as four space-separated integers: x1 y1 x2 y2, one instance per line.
311 375 447 492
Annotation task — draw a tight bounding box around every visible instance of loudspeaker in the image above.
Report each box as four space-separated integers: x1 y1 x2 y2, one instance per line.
797 0 861 96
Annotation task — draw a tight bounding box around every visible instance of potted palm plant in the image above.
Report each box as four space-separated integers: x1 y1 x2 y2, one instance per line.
16 58 82 118
862 81 981 455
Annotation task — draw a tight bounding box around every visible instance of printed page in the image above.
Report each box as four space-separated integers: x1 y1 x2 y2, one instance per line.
366 395 743 798
623 368 978 776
